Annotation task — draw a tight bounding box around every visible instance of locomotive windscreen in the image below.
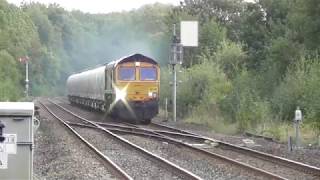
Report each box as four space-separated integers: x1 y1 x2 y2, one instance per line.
119 67 135 80
140 67 157 81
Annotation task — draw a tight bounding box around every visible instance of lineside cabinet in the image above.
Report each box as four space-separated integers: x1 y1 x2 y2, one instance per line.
0 102 36 180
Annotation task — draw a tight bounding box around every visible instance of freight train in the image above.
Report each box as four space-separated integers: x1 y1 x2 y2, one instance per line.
66 53 160 124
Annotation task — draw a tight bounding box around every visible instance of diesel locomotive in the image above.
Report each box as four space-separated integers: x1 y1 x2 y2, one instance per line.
66 53 160 124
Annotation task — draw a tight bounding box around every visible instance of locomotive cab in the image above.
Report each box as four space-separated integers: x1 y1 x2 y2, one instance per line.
67 53 160 124
108 54 160 124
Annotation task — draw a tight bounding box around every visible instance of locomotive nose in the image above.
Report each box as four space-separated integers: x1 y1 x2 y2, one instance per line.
124 83 158 101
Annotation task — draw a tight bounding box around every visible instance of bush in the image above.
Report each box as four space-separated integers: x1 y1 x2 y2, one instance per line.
258 37 304 97
160 57 231 119
272 58 320 134
159 67 172 110
220 70 272 132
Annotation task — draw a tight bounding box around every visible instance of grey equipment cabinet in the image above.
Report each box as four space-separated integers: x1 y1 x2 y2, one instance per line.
0 102 35 180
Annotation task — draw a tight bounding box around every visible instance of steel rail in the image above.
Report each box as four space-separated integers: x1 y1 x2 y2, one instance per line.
67 122 204 149
96 121 204 142
57 99 320 178
54 104 287 180
73 121 288 179
125 124 291 180
69 121 320 178
67 122 170 140
151 122 200 136
244 131 275 142
150 122 320 177
67 113 319 178
38 101 133 180
48 99 203 180
54 98 320 178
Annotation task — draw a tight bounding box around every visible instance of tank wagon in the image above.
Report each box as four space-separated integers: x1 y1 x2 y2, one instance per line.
67 53 160 124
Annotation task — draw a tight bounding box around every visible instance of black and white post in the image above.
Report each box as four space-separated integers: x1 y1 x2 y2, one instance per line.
19 56 30 98
25 60 29 98
170 24 183 122
169 21 198 122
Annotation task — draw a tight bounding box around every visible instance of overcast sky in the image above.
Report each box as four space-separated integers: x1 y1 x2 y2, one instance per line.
7 0 181 13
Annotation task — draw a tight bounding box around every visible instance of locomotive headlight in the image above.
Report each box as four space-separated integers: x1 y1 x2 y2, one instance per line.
115 87 127 102
148 92 157 98
152 92 157 98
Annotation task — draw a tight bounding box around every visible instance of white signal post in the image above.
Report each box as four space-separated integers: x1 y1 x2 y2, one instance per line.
169 21 198 122
170 24 182 122
25 60 29 98
19 56 30 98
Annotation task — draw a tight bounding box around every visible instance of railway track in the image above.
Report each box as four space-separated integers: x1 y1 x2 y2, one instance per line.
38 101 132 180
66 117 320 178
146 123 320 178
130 123 320 180
70 120 320 180
50 99 311 180
56 98 320 179
41 99 201 180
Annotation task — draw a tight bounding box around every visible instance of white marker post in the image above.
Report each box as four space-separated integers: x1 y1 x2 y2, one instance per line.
25 60 29 98
294 106 302 149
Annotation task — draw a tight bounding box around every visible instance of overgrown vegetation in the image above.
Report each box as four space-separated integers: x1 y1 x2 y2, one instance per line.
1 0 320 142
161 0 320 142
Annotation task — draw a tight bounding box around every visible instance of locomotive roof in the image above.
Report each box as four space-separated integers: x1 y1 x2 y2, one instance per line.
108 53 158 67
71 53 158 75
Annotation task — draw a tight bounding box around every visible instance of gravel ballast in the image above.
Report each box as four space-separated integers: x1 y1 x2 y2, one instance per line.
73 127 182 180
119 134 268 180
35 97 320 179
158 120 320 168
33 101 115 180
46 100 185 179
63 99 320 169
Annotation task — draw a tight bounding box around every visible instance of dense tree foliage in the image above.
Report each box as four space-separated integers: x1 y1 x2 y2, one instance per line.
161 0 320 134
0 0 171 97
1 0 320 134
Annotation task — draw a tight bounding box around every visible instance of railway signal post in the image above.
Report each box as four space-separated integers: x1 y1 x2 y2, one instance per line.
169 21 198 122
25 60 29 98
19 56 30 98
169 24 183 122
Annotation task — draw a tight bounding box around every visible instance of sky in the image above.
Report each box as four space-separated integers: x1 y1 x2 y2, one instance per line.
7 0 181 14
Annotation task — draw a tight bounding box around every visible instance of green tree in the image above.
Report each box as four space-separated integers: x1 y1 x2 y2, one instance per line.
288 0 320 51
0 50 22 100
214 41 247 79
